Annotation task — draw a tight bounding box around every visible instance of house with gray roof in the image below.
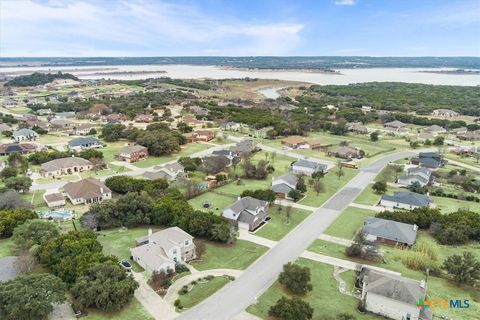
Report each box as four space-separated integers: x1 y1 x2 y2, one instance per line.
423 125 446 136
41 157 93 177
380 191 433 210
397 167 432 188
222 196 270 231
131 227 196 273
145 162 185 181
271 173 298 200
229 140 256 157
291 159 328 176
359 267 430 320
384 120 406 129
68 137 102 151
362 217 418 246
12 128 38 142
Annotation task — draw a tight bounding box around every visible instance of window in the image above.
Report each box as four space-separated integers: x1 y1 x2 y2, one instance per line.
172 249 177 255
184 240 189 246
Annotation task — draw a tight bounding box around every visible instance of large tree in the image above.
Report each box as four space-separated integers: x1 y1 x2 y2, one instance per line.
443 252 480 285
268 297 314 320
135 130 181 156
0 208 36 238
0 273 66 320
71 263 138 312
100 123 126 142
12 219 60 249
278 262 313 294
4 176 32 192
0 191 32 210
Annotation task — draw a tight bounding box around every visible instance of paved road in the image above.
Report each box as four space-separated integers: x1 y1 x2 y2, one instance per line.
177 150 414 320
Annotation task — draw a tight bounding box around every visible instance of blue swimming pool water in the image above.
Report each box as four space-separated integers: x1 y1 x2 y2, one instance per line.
38 210 73 220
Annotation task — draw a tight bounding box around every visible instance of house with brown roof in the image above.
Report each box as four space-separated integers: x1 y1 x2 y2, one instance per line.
134 114 154 123
0 143 36 155
190 130 214 142
43 193 66 208
117 145 149 163
63 178 112 205
281 136 308 149
40 157 93 178
328 146 361 159
73 123 96 135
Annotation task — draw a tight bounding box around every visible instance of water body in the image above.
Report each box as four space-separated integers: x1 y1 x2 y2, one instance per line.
1 64 479 86
257 87 286 99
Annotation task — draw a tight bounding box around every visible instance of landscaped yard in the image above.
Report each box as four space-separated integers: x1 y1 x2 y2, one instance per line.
299 168 357 207
84 298 152 320
188 191 235 213
191 240 268 271
177 276 231 311
324 207 377 240
247 258 377 320
255 207 311 241
132 142 210 169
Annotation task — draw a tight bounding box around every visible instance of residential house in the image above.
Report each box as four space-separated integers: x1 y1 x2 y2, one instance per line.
307 140 324 150
398 167 432 187
26 119 48 130
361 106 373 112
432 109 458 117
50 119 72 130
43 193 66 208
12 128 38 142
281 136 308 149
201 155 231 174
359 267 430 320
220 121 246 131
380 191 433 210
182 114 203 127
384 120 406 129
73 123 95 136
131 227 196 273
63 178 112 205
54 111 76 119
457 130 480 141
0 143 36 155
190 130 214 142
222 196 270 231
134 114 154 123
423 125 446 136
328 146 361 160
347 122 368 134
0 123 11 132
230 140 256 158
117 145 149 163
36 108 53 115
212 150 240 165
104 113 128 123
40 157 93 178
189 105 210 117
145 162 185 181
411 152 445 169
271 173 298 200
68 137 102 151
291 159 328 176
362 217 418 247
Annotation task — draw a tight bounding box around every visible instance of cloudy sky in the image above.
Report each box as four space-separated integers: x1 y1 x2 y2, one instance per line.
1 0 479 57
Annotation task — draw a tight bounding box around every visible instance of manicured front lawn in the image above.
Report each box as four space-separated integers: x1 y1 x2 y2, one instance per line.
299 168 357 207
353 186 381 206
0 238 16 257
324 207 377 240
255 207 311 241
308 239 349 260
133 142 210 169
191 240 268 271
432 196 480 214
247 258 377 319
188 192 235 213
177 276 231 310
84 298 152 320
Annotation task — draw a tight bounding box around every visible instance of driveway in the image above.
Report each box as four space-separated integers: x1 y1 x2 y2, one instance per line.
176 150 414 320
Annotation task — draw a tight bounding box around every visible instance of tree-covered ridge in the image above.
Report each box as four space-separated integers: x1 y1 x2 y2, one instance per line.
5 72 79 87
302 82 480 116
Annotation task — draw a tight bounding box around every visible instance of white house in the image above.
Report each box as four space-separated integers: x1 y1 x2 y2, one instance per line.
380 192 433 210
131 227 196 273
12 128 38 142
291 159 328 176
432 109 458 117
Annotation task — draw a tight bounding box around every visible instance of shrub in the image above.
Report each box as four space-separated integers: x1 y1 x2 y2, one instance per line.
178 286 189 295
278 262 312 294
174 299 183 309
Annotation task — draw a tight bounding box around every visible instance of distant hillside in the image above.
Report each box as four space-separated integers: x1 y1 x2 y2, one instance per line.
5 72 79 87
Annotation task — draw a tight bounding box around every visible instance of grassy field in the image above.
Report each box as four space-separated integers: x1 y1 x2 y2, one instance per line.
191 240 268 271
255 207 311 241
0 238 15 257
324 207 377 240
133 142 210 169
177 276 231 310
432 196 480 213
83 298 152 320
353 186 403 206
188 191 235 213
247 258 378 320
299 168 357 207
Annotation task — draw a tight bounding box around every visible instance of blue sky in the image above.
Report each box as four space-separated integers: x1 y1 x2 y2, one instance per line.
1 0 479 57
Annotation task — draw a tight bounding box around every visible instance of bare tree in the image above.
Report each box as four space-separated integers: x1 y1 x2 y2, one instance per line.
285 206 292 224
311 179 325 196
15 248 37 274
271 152 277 164
336 160 344 180
276 204 283 215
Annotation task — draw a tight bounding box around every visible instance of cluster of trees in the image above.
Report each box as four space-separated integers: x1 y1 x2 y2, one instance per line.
241 189 276 202
0 208 37 238
157 78 212 90
6 72 78 87
242 160 272 180
81 192 236 243
104 175 169 196
345 232 381 261
178 156 202 171
28 148 103 165
376 207 480 245
0 153 32 192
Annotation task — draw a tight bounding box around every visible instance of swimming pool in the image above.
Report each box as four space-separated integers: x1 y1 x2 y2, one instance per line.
37 209 74 221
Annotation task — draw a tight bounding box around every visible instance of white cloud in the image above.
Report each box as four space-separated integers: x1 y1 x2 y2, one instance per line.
334 0 357 6
0 0 304 56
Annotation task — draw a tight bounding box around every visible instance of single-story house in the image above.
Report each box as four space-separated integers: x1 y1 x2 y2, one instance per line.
222 196 270 231
134 114 154 123
457 130 480 141
43 193 66 208
397 167 432 187
230 140 256 157
291 159 328 176
281 136 308 149
449 127 467 135
410 157 440 169
50 119 72 130
271 173 298 200
212 150 239 161
359 267 430 320
380 191 433 210
40 157 93 178
201 155 231 174
68 137 102 151
384 120 406 129
63 178 112 205
0 123 11 132
145 162 185 181
0 143 36 155
347 122 368 134
12 128 38 142
220 121 246 131
432 109 458 117
117 145 149 163
328 146 361 160
74 124 96 135
189 106 209 117
423 125 446 136
362 216 418 247
190 130 214 142
131 227 196 273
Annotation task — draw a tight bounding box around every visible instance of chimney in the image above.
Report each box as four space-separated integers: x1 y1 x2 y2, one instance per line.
100 187 104 194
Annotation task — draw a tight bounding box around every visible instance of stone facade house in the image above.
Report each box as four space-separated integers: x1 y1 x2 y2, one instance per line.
63 178 112 205
190 130 214 142
291 159 328 176
40 157 93 178
12 128 38 142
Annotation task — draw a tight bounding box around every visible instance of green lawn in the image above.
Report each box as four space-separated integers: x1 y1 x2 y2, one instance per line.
133 142 210 169
247 258 378 320
84 298 152 320
308 239 349 260
255 207 311 241
324 207 377 240
177 276 231 310
432 196 480 214
0 238 16 257
191 240 268 271
299 168 357 207
250 151 295 176
100 142 126 163
354 186 404 206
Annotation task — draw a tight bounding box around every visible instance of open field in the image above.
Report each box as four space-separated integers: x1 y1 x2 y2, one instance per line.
324 207 377 240
254 207 311 241
191 240 268 271
177 276 231 311
432 196 480 213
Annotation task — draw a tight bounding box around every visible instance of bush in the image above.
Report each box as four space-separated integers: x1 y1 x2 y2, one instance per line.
268 297 313 320
178 286 189 295
278 262 312 294
175 264 190 274
400 251 440 272
174 299 183 309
